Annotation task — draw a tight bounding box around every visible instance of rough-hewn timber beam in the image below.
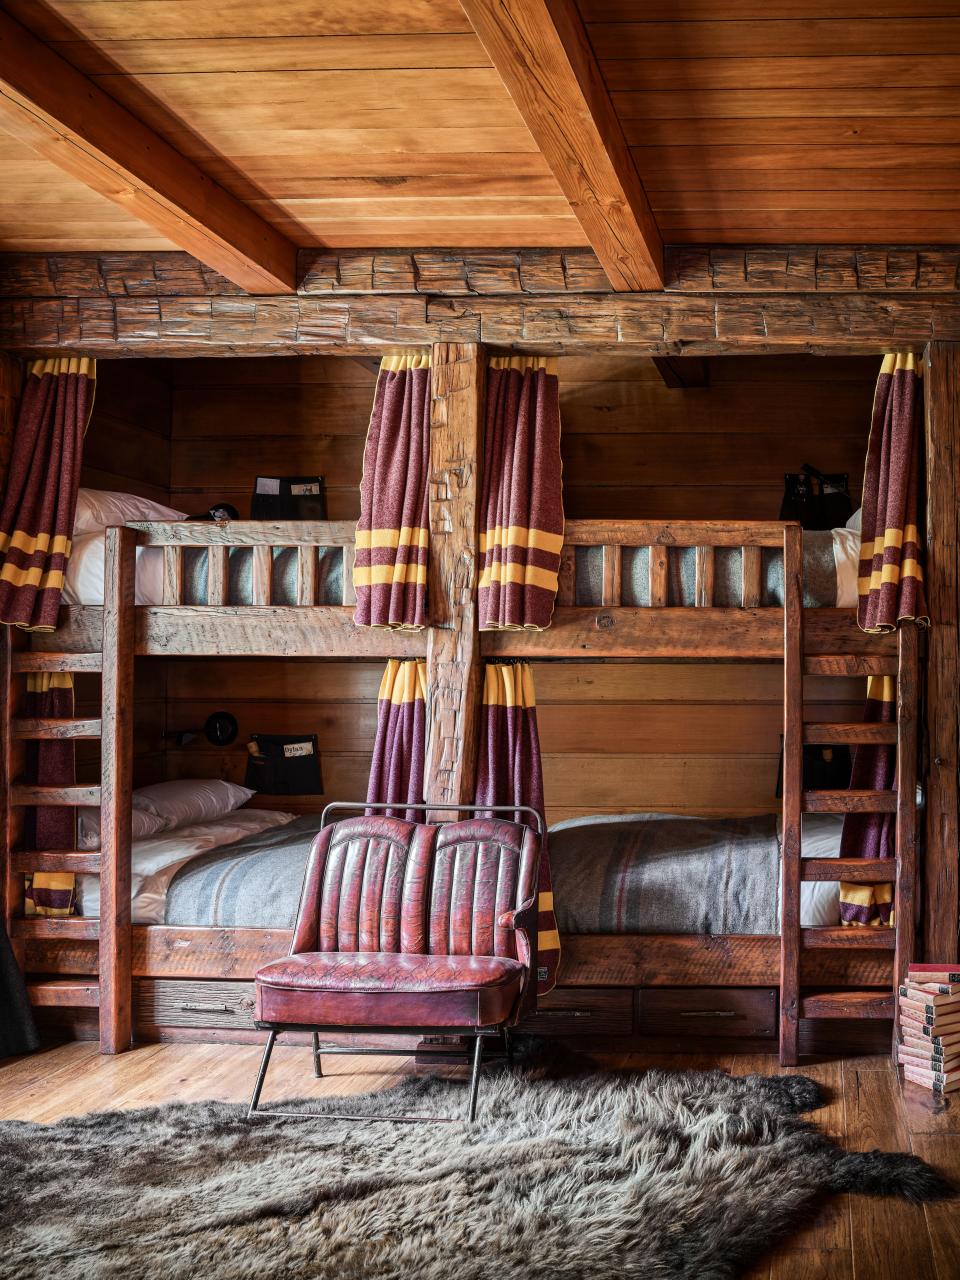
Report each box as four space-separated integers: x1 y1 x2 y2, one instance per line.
4 248 960 301
0 10 296 295
460 0 662 292
4 290 960 358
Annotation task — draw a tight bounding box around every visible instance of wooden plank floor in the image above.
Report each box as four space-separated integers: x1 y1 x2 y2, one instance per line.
1 1044 957 1279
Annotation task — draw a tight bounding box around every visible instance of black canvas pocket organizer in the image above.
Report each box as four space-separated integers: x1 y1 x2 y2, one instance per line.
250 476 327 521
244 734 323 795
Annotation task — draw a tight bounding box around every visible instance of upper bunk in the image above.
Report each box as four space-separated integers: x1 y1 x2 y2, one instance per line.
23 514 896 667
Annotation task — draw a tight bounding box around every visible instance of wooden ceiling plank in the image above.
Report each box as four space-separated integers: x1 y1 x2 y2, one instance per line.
0 8 296 294
460 0 661 291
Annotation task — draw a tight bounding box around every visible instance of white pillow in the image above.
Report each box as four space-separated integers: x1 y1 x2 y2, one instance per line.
62 532 167 606
132 779 254 830
831 525 861 609
77 805 167 850
845 507 862 534
74 488 186 536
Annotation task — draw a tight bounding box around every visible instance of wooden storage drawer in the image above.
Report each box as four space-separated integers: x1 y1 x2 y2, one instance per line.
136 980 256 1030
517 987 634 1037
636 988 777 1039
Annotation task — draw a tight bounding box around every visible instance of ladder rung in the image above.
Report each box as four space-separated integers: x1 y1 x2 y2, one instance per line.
12 849 101 873
13 651 102 673
803 789 897 814
803 655 898 677
803 722 897 746
11 785 101 807
802 857 896 883
12 717 102 740
800 991 894 1019
11 916 99 940
27 978 100 1009
801 926 896 950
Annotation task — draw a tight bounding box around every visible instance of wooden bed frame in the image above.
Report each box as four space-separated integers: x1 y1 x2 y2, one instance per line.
3 509 918 1066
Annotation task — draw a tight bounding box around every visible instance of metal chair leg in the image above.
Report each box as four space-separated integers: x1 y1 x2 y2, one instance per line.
467 1035 484 1123
312 1032 324 1078
248 1029 277 1118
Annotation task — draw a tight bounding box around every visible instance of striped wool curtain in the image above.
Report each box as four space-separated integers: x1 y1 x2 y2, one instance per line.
23 673 77 918
840 350 927 926
366 659 427 821
353 351 431 630
839 677 895 928
0 358 96 631
479 356 564 631
857 352 928 634
474 662 560 995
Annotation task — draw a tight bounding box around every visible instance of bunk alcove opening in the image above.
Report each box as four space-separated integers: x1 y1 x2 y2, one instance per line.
3 352 919 1065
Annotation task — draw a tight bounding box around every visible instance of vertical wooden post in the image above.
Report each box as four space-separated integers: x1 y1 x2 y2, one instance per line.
923 342 960 963
893 623 920 1054
425 342 484 817
99 525 136 1053
0 354 20 961
779 523 804 1066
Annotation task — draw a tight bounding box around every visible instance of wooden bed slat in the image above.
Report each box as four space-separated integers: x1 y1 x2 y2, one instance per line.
741 544 762 608
563 519 787 547
557 545 576 607
802 858 896 883
161 545 183 606
803 722 897 745
779 523 804 1065
250 544 272 607
12 849 101 874
695 546 715 607
893 623 920 1053
800 991 893 1019
12 784 100 806
206 544 228 606
12 717 101 739
601 545 622 607
341 544 357 607
648 545 668 607
131 520 357 547
804 789 898 813
296 545 317 607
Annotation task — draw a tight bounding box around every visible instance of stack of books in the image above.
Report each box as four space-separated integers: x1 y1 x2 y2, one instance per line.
898 963 960 1093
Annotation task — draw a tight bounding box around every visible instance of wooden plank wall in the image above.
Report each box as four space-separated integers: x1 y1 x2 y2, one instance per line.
78 359 173 788
155 351 877 823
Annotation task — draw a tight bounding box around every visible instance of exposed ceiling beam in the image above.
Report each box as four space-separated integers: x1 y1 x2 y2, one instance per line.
460 0 662 292
0 9 296 294
652 357 710 389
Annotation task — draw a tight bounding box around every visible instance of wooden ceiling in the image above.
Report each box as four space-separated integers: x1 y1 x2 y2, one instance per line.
0 1 957 289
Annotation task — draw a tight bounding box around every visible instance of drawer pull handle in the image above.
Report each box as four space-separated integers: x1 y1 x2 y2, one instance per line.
179 1002 235 1014
536 1009 592 1018
678 1010 738 1018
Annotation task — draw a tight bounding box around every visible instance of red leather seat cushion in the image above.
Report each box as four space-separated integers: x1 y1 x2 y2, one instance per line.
255 952 525 1029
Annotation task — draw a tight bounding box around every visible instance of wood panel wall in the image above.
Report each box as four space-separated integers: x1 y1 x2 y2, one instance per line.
79 359 173 788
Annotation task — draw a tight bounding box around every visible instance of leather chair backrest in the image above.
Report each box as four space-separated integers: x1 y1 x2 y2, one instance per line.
291 815 539 960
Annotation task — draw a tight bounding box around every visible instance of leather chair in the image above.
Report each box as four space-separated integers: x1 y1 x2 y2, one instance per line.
248 808 541 1123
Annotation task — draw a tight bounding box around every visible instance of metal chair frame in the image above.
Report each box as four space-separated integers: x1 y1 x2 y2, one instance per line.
246 803 542 1125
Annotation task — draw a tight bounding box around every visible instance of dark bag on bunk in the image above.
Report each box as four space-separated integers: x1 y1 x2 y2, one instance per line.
244 734 323 795
776 740 853 797
780 464 853 530
250 476 327 521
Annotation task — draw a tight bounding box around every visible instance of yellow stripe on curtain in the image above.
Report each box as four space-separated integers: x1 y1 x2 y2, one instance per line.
27 357 96 381
24 672 77 917
380 349 431 373
488 355 558 374
378 657 427 706
839 882 895 928
482 661 537 710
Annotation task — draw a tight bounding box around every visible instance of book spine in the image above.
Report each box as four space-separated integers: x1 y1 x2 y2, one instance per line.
907 967 960 982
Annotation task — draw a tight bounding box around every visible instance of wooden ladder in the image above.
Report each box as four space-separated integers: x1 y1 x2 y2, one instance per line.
3 527 136 1052
780 523 919 1063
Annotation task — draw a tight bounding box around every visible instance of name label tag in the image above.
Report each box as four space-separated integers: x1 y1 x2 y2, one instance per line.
283 741 314 758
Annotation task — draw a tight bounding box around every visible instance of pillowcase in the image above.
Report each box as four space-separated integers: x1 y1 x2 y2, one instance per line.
74 488 187 536
77 805 167 850
845 506 862 534
62 533 167 607
132 779 254 830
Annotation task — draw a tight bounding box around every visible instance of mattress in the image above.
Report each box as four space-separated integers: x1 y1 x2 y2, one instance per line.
575 527 859 609
63 536 343 606
76 808 296 924
162 810 844 935
549 812 847 935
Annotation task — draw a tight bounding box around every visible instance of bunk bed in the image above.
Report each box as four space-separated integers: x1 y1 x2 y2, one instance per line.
2 515 918 1067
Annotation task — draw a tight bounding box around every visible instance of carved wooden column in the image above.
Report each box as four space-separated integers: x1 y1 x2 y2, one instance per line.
924 342 960 963
0 352 21 956
425 342 484 818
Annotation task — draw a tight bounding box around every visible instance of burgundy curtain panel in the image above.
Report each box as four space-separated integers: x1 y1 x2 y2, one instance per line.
474 662 560 995
353 351 431 630
840 351 928 927
479 356 564 632
366 659 427 821
23 673 77 918
857 352 928 634
0 358 96 632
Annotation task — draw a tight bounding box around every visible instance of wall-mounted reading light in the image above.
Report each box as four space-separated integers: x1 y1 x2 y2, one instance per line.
165 711 239 749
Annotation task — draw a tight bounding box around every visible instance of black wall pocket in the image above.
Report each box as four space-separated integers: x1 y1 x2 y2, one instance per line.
245 734 323 795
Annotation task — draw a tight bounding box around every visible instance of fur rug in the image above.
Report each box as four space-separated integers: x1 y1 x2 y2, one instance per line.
0 1050 952 1280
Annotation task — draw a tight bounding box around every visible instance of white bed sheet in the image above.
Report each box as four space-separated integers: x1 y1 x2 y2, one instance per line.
778 814 847 928
76 808 296 924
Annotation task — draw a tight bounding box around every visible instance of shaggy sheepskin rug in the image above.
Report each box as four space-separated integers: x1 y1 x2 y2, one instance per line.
0 1051 951 1280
